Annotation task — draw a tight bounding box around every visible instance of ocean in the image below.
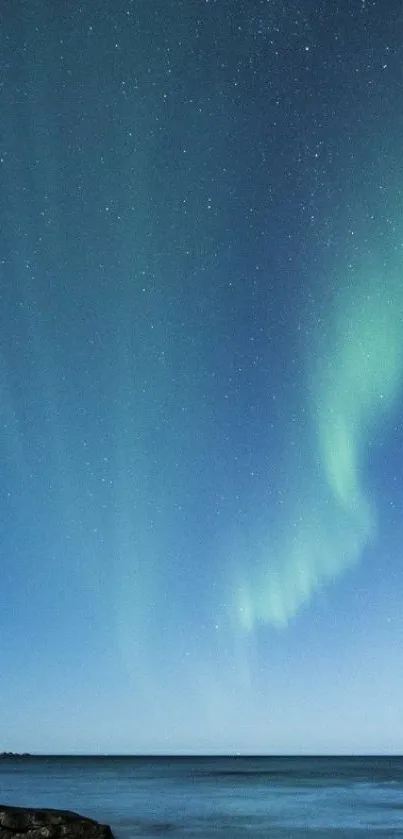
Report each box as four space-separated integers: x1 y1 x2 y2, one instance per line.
1 756 403 838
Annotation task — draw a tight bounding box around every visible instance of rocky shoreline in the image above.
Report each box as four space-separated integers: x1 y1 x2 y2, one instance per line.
0 806 114 839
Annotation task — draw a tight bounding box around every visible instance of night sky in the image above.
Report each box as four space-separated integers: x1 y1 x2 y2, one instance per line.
2 0 403 755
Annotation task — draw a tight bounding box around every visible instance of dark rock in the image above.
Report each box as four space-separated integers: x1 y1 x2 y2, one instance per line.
0 812 31 831
0 807 114 839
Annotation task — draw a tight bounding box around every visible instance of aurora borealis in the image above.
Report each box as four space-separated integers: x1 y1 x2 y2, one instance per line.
235 269 403 630
2 0 403 755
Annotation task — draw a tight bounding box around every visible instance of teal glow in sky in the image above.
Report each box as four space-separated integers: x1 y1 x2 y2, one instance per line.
1 0 403 755
232 270 403 630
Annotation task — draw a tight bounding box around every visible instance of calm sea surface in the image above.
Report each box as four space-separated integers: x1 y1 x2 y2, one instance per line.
1 756 403 838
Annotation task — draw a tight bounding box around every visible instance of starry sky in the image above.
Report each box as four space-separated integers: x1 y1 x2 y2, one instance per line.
1 0 403 756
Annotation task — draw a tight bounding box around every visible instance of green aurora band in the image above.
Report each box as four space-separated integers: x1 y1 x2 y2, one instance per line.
234 269 403 630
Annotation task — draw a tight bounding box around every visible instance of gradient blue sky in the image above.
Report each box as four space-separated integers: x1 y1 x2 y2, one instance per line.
1 0 403 755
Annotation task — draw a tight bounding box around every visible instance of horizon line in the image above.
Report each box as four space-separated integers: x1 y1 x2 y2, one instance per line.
2 752 402 758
